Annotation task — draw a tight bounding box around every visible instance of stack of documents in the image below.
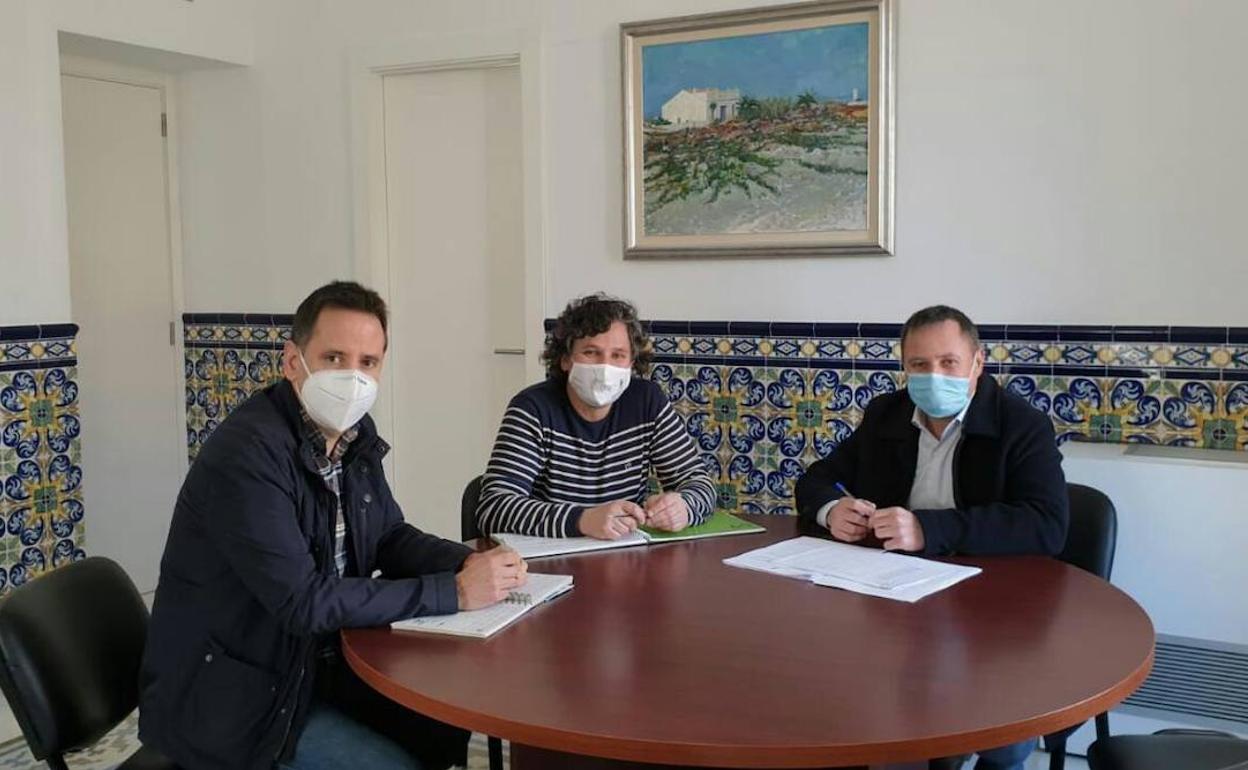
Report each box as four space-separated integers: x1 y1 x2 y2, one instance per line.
723 537 980 602
391 573 573 638
492 511 765 559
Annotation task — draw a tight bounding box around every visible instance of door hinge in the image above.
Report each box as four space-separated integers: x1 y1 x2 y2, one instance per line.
160 113 167 138
169 321 176 346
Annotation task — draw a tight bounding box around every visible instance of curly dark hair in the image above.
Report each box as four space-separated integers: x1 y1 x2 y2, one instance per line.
543 294 652 384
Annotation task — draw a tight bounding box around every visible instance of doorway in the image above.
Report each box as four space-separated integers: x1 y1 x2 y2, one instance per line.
379 62 528 538
60 60 185 593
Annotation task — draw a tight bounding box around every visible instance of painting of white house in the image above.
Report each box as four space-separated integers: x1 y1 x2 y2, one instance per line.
638 20 871 239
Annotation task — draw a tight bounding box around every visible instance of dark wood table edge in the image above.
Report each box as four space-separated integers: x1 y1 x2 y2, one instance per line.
342 627 1154 768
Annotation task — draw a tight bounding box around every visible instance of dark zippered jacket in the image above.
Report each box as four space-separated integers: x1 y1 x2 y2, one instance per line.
796 374 1069 556
139 380 470 769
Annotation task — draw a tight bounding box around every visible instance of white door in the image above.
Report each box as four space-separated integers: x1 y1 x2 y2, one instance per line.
381 65 527 539
61 73 183 593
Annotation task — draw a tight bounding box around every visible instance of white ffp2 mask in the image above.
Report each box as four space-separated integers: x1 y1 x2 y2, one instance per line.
297 352 378 434
567 363 632 408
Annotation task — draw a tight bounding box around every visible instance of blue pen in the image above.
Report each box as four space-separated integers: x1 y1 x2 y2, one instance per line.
835 482 870 524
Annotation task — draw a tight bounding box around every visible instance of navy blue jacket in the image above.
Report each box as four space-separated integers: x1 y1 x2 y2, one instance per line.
795 374 1069 556
139 380 471 770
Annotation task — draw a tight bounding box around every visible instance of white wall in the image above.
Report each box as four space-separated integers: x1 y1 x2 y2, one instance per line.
542 0 1247 324
0 0 252 326
177 0 539 312
1062 443 1248 647
0 1 72 325
177 0 1248 326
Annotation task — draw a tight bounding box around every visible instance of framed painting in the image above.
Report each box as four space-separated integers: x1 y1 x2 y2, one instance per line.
621 0 895 258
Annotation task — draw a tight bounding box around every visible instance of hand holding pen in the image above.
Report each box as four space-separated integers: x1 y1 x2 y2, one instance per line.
826 482 877 543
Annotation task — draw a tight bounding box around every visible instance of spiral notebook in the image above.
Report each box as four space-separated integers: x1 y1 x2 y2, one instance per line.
390 573 574 638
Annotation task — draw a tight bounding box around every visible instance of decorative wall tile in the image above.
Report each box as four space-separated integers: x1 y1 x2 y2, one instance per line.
0 325 85 592
190 317 1247 518
183 314 291 461
998 373 1054 416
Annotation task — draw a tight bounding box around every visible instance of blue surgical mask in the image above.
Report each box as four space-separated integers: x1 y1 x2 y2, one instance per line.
907 373 971 419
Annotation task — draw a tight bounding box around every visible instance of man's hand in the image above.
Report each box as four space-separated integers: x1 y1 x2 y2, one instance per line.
643 492 690 532
456 547 527 610
827 496 876 542
871 506 925 552
579 500 647 540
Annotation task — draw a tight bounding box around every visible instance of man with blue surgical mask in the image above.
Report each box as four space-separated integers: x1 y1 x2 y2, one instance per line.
795 305 1069 770
476 293 716 540
140 281 526 770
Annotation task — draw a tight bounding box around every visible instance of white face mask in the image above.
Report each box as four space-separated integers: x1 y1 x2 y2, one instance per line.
297 351 378 434
567 362 632 408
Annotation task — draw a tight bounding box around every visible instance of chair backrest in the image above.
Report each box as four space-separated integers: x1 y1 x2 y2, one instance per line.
0 557 149 761
1058 483 1118 580
461 475 484 541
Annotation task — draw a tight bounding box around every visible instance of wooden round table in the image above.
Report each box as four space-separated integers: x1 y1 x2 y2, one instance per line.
343 516 1153 769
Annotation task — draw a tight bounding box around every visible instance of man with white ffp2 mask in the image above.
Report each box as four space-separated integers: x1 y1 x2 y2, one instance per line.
140 281 527 770
476 293 716 540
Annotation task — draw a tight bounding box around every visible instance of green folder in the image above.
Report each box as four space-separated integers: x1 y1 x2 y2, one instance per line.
640 511 765 542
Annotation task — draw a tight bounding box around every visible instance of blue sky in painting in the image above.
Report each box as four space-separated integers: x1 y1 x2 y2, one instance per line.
642 23 869 118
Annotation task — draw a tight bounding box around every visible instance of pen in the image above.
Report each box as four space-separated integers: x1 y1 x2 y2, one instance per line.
835 482 870 524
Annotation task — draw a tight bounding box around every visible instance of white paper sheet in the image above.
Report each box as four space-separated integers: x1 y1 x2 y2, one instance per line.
724 537 980 602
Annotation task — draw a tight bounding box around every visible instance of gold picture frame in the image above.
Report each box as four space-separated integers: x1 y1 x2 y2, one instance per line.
622 0 895 259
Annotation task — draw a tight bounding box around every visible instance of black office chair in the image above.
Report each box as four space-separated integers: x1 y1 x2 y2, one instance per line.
1042 483 1118 770
461 474 504 770
0 557 178 770
1088 728 1248 770
462 474 485 543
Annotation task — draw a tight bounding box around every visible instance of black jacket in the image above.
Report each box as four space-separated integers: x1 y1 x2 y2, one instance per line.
139 380 471 770
795 374 1068 556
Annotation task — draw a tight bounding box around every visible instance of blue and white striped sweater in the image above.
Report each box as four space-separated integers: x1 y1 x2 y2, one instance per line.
477 378 716 537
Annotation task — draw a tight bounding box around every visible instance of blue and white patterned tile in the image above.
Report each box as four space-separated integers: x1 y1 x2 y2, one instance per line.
1050 376 1105 443
187 318 1248 488
850 368 901 413
0 350 85 592
650 334 681 356
997 342 1050 366
1154 377 1230 449
689 335 719 357
1098 375 1165 444
183 320 290 460
1169 345 1215 368
999 374 1053 417
1055 343 1100 366
765 337 813 359
727 336 765 357
852 338 898 362
813 338 851 360
1222 380 1248 451
1094 343 1162 369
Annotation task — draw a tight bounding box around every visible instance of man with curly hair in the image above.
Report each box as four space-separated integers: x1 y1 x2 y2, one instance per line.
476 294 716 539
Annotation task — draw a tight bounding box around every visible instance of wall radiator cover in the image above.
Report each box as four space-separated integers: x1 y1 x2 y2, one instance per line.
1121 634 1248 729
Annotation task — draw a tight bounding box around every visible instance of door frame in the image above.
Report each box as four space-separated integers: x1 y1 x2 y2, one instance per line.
58 54 190 475
347 33 548 450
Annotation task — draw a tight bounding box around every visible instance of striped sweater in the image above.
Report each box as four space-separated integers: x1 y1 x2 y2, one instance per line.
477 378 716 537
